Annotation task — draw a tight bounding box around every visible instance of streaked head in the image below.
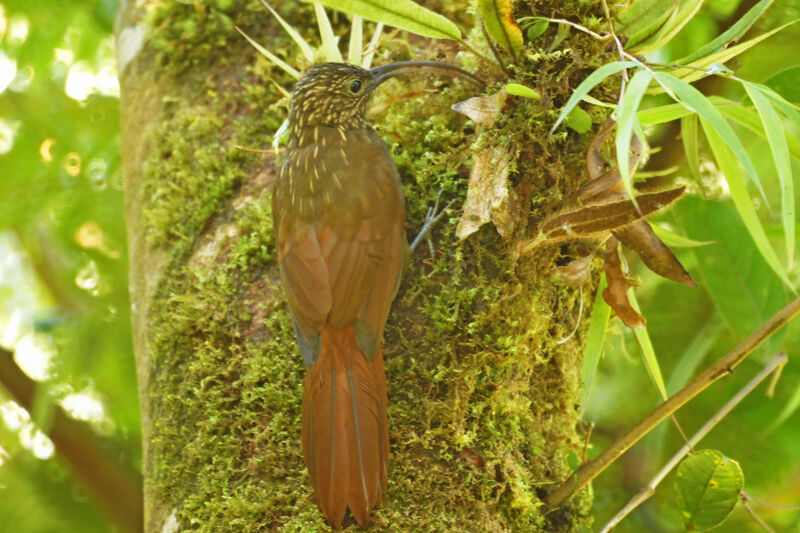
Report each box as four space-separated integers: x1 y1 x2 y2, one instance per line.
287 61 485 130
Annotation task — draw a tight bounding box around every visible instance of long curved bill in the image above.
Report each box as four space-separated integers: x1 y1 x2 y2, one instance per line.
369 60 486 89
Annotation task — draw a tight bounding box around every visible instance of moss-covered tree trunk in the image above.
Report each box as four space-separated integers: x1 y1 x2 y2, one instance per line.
118 1 610 530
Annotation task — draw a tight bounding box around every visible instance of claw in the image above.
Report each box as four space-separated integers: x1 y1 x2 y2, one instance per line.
410 191 455 254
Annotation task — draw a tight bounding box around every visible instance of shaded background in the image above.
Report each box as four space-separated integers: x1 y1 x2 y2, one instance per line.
0 0 798 531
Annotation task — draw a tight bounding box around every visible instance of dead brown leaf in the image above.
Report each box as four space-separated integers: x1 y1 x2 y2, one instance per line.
602 237 646 328
614 220 696 287
451 88 509 127
456 142 518 241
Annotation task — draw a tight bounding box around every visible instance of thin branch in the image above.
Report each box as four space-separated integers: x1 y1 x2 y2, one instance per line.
0 348 143 532
598 353 787 532
546 296 800 507
741 493 778 533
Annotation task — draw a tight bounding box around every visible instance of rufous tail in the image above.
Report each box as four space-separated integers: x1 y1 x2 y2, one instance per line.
302 325 389 528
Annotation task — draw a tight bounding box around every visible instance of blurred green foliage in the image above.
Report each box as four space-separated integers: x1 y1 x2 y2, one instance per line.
0 0 139 531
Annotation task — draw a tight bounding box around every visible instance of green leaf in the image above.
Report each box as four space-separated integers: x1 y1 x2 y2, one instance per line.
717 99 800 163
348 14 363 64
673 197 789 354
676 450 744 531
565 106 592 134
550 61 638 134
677 0 775 64
525 20 549 41
505 83 539 99
629 0 705 55
615 0 676 49
312 0 462 41
699 119 793 289
259 0 315 63
681 114 701 181
638 102 693 125
744 82 795 268
313 3 344 62
478 0 524 54
628 290 667 400
665 21 799 87
666 312 725 395
235 26 301 79
580 273 611 416
766 377 800 433
616 70 652 201
651 223 713 248
655 72 766 201
766 66 800 103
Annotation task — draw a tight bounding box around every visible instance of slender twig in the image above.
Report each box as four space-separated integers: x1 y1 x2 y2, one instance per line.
741 493 778 533
546 297 800 507
598 353 787 532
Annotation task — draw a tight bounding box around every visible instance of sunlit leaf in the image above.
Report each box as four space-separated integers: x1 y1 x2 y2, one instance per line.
505 83 539 99
765 66 800 103
314 3 344 62
565 106 592 133
638 102 693 125
580 273 611 417
673 197 789 355
666 312 725 395
235 27 301 79
717 100 800 163
681 114 701 181
259 0 315 63
629 0 705 55
664 21 799 87
699 119 793 289
616 69 652 200
677 0 775 63
615 0 677 49
628 289 667 399
655 72 766 200
651 223 713 248
744 82 794 267
478 0 523 54
313 0 462 40
550 61 638 135
348 14 363 64
676 450 744 531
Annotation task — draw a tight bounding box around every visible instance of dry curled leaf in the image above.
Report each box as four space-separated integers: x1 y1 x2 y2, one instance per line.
537 186 686 243
550 254 594 287
456 142 518 241
602 237 646 328
451 88 508 127
614 220 696 287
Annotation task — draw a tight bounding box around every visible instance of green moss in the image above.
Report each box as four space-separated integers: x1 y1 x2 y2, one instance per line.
133 0 619 530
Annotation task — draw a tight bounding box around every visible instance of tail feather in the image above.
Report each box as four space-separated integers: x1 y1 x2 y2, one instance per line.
302 326 389 528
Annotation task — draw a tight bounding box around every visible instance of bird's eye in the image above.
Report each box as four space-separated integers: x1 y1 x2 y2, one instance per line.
349 80 362 93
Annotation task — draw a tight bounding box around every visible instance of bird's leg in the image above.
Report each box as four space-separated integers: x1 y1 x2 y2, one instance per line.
409 190 455 255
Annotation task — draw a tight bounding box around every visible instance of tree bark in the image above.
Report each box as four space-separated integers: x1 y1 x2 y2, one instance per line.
118 1 607 530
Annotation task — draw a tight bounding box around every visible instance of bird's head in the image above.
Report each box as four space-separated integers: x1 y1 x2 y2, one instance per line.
287 61 485 130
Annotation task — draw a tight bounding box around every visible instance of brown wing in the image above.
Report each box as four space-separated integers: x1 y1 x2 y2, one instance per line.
275 127 406 362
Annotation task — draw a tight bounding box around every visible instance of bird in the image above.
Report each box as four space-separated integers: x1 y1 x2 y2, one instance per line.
272 60 482 528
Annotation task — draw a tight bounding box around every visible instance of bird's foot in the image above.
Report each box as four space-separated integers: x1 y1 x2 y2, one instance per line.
409 191 455 255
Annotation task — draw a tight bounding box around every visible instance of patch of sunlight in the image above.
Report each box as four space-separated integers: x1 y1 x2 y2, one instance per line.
19 425 54 459
0 400 30 431
0 444 8 466
0 50 17 94
0 5 7 41
0 118 18 153
6 14 28 47
61 392 105 422
74 259 99 295
14 333 54 381
700 159 730 199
